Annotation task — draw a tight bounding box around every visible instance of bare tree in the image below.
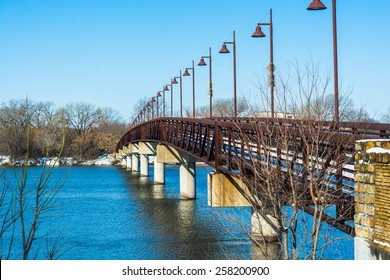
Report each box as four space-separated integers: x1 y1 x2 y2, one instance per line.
33 112 65 157
1 99 69 260
219 61 357 259
196 105 210 118
183 106 192 118
30 101 57 128
0 170 18 259
0 99 36 128
0 99 37 159
212 98 249 117
131 97 153 121
382 108 390 123
63 103 101 135
96 107 122 129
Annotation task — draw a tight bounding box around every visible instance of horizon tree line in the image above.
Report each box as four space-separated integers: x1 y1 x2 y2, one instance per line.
0 99 129 163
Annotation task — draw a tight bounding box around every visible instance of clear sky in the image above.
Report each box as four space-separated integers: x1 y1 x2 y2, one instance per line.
1 0 389 121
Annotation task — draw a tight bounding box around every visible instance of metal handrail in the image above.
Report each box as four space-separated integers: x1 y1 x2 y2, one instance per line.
117 117 390 235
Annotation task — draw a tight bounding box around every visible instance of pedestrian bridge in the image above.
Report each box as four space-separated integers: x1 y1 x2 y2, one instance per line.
116 117 390 259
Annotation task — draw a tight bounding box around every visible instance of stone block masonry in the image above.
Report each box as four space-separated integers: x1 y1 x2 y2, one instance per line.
354 140 390 259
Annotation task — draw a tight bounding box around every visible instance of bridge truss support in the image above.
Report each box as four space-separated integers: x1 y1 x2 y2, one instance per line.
117 143 140 173
117 148 127 168
251 211 280 243
126 154 132 170
121 157 126 168
207 172 251 207
207 172 280 244
139 142 157 177
156 144 197 199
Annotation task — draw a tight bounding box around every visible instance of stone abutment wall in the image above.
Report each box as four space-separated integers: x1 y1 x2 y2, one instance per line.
354 139 390 260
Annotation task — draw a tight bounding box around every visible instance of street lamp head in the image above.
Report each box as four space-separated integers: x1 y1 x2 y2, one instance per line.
183 69 191 76
151 97 155 102
157 92 162 97
198 57 207 66
163 85 169 91
172 78 178 84
307 0 327 10
219 43 230 54
252 25 266 38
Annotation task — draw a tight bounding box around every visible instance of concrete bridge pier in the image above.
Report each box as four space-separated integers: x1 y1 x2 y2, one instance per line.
120 157 126 168
120 146 131 169
251 211 280 243
131 154 139 172
138 142 157 177
154 161 165 184
207 171 281 258
179 162 196 199
127 143 139 172
140 154 149 177
156 144 197 199
126 154 132 170
115 149 124 167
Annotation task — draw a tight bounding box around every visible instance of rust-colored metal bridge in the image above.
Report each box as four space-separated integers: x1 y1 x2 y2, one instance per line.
116 117 390 236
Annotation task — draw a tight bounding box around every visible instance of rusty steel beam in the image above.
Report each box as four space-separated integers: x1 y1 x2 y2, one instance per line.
115 117 390 236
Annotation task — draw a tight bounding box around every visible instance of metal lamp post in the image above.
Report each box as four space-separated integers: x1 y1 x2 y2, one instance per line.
252 8 274 119
142 107 146 122
172 72 182 117
183 60 196 118
165 84 172 118
151 98 155 119
145 103 149 121
156 91 162 118
163 85 169 117
219 31 237 118
198 47 213 118
307 0 339 125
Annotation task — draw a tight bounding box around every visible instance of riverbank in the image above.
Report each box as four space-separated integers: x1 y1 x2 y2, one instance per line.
1 154 210 167
0 154 118 167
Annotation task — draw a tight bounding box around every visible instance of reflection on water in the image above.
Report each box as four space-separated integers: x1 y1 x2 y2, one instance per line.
1 165 253 260
1 165 353 260
119 165 252 260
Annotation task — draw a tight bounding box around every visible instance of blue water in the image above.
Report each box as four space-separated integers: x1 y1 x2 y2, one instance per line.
0 165 353 260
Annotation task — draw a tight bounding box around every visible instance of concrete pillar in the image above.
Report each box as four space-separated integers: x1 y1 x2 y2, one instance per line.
132 154 139 172
140 154 149 177
207 172 251 207
126 154 132 170
154 162 165 184
156 144 198 199
121 157 126 167
251 241 281 260
251 211 280 243
179 162 196 200
354 139 390 260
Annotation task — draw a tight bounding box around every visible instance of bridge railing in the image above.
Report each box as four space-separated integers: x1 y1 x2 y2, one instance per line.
119 117 390 152
117 117 390 234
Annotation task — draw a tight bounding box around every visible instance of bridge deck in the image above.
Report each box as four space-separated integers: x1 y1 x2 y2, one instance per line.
117 117 390 235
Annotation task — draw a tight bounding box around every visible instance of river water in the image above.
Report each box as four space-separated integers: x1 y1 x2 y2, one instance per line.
0 165 353 260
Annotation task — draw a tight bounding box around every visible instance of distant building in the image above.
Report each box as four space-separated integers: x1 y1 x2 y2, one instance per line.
253 111 300 119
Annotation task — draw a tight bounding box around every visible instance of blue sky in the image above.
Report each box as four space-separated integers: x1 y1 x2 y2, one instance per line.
1 0 389 121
